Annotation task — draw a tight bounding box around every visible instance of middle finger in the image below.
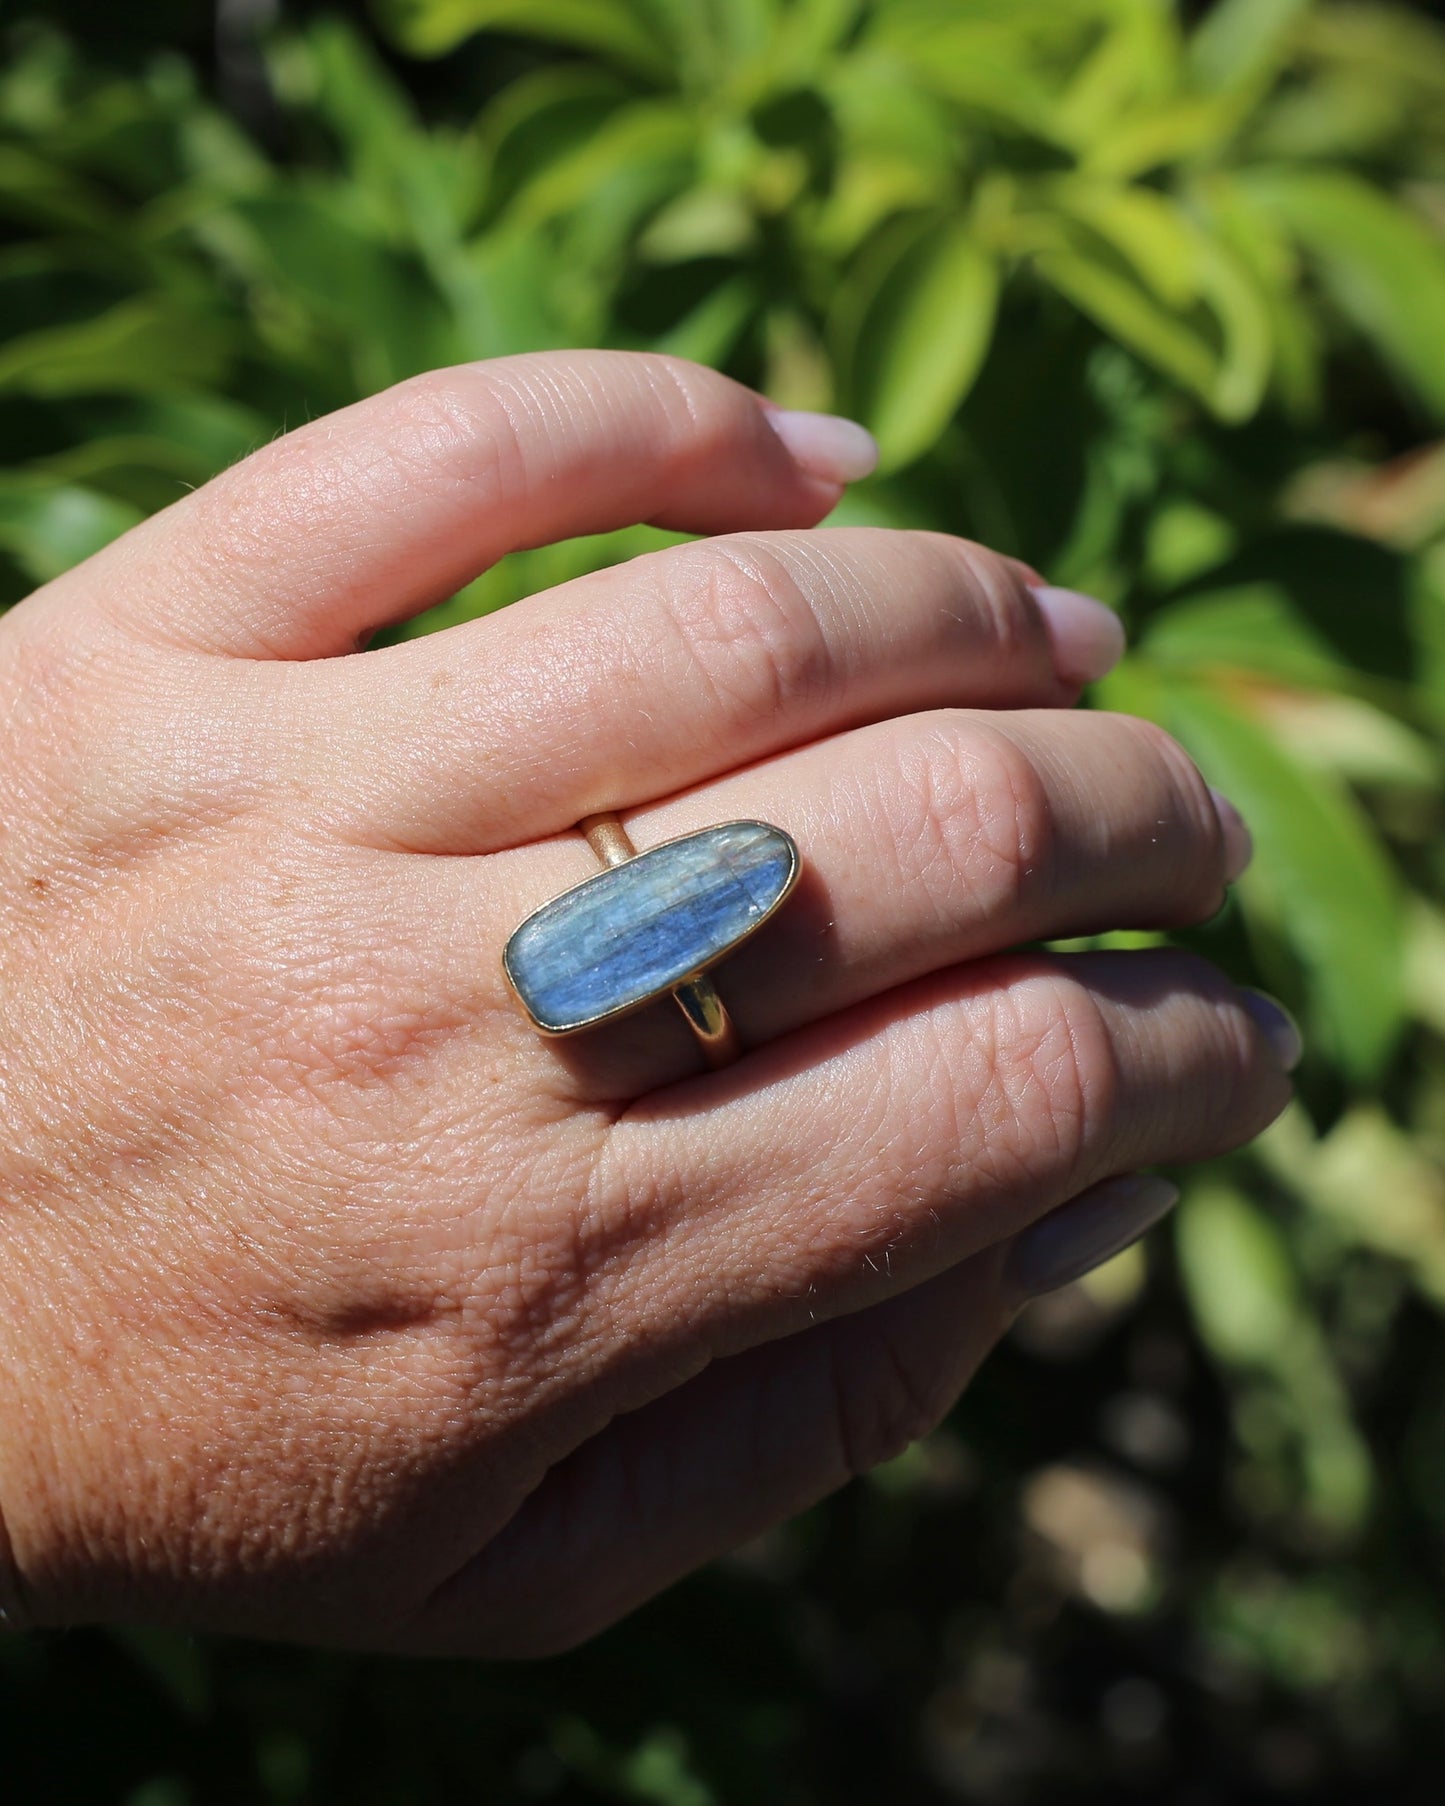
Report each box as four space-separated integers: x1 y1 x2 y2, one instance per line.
309 529 1121 854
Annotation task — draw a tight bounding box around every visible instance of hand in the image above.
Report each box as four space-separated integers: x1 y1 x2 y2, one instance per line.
0 352 1291 1656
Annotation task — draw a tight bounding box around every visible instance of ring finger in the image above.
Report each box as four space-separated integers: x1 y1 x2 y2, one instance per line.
437 704 1250 1099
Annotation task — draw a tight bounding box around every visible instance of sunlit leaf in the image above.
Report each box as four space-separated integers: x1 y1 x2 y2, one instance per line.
650 276 757 365
1259 690 1441 792
1176 1179 1372 1533
1081 94 1244 179
476 66 632 222
1243 168 1445 420
1257 1104 1445 1307
1177 1181 1304 1369
638 187 758 261
1198 171 1323 416
1052 2 1182 151
1189 0 1313 94
1141 584 1347 686
1109 668 1406 1081
502 103 695 230
0 296 234 396
0 475 142 582
1033 246 1219 404
837 215 997 469
1044 180 1271 416
373 0 676 77
226 192 457 385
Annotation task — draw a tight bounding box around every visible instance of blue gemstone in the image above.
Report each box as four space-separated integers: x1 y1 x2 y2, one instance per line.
504 820 799 1034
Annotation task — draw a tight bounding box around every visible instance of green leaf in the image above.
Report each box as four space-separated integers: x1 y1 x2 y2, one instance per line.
1104 668 1405 1082
771 0 862 68
837 215 998 470
1047 182 1204 308
1258 1104 1445 1307
1142 499 1239 589
1176 1178 1373 1534
1260 692 1441 793
862 0 1107 141
1196 172 1323 416
650 276 758 365
1415 545 1445 728
25 393 267 511
0 296 234 397
1177 1181 1305 1369
637 187 758 261
373 0 676 79
1189 0 1312 94
476 66 631 222
1080 94 1245 179
1301 1 1445 108
1033 245 1220 404
293 19 477 243
226 192 458 385
0 143 127 239
1043 182 1271 417
1141 584 1347 687
1052 3 1183 152
0 476 142 583
502 103 695 231
1242 168 1445 421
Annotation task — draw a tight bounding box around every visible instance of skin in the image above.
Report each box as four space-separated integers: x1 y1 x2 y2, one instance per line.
0 351 1292 1658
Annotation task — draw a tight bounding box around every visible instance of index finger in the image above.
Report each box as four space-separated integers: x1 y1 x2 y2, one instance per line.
24 352 875 661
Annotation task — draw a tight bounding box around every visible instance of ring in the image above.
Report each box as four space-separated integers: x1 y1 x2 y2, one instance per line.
502 813 801 1069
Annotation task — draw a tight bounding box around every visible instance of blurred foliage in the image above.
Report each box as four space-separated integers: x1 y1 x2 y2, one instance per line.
3 0 1445 1799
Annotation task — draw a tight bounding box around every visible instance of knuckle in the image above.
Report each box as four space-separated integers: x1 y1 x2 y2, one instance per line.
968 960 1117 1190
239 900 468 1106
465 1214 595 1380
1103 713 1226 911
461 1153 663 1387
829 1326 955 1477
1112 710 1204 804
0 616 92 784
0 617 240 878
200 369 504 570
369 368 523 501
888 716 1056 926
663 537 836 733
1167 952 1283 1148
946 537 1040 662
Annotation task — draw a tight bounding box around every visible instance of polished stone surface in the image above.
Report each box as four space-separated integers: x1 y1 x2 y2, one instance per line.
505 820 799 1033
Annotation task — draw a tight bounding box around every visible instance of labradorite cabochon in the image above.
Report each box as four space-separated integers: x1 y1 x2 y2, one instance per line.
504 820 800 1034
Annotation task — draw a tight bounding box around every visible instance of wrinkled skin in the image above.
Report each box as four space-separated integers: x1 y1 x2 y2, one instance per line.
0 353 1290 1656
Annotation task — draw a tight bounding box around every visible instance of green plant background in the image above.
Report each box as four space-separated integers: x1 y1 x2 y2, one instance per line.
3 0 1445 1798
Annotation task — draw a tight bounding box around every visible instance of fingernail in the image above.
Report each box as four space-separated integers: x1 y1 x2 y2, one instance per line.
765 408 879 484
1006 1174 1181 1300
1239 988 1304 1072
1030 586 1127 685
1210 787 1254 882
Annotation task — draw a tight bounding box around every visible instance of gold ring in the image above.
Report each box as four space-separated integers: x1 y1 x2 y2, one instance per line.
502 812 802 1070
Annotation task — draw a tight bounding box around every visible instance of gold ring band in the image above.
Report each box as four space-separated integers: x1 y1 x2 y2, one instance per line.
578 812 742 1068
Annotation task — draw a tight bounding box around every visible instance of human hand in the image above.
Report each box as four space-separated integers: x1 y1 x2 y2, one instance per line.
0 352 1292 1655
